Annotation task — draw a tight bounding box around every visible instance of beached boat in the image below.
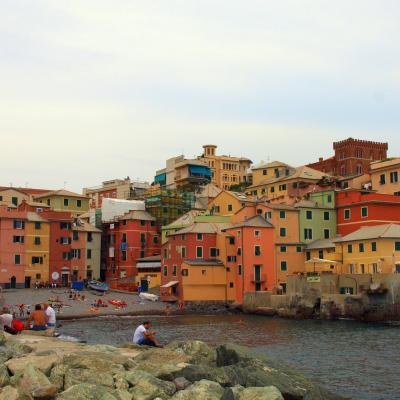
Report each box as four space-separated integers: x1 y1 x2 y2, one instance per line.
139 292 159 302
88 280 109 293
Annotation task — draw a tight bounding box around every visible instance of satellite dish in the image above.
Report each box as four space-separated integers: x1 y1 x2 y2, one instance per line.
52 272 60 280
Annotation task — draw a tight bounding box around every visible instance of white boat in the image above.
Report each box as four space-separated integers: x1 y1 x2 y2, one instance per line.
139 292 158 302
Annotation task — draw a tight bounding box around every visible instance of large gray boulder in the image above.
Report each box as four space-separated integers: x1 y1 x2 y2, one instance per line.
0 385 22 400
171 379 224 400
166 341 216 365
11 364 58 399
56 383 119 400
64 368 115 389
125 370 176 400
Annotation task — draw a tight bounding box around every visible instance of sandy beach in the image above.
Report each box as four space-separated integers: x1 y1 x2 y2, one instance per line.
0 288 166 320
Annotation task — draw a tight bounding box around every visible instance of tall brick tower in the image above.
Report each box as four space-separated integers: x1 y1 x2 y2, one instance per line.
308 137 388 177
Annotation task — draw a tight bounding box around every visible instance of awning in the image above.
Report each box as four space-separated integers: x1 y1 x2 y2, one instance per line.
160 281 179 288
305 258 338 264
136 262 161 269
189 165 211 176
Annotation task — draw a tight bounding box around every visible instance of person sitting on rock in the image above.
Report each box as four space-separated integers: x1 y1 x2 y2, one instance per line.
0 306 15 334
26 304 48 331
133 321 160 347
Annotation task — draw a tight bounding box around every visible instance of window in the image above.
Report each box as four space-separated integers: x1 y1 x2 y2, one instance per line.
324 229 330 239
163 266 168 276
214 205 220 213
360 264 365 274
344 209 351 220
238 265 242 275
227 204 233 212
263 169 267 175
348 244 353 253
60 237 70 244
324 211 330 221
153 236 159 244
266 211 272 220
229 237 235 245
197 233 203 241
280 228 286 237
372 263 379 273
140 233 146 243
140 250 145 258
296 246 302 253
210 247 218 257
11 196 18 206
229 282 234 288
255 230 261 237
182 269 188 276
227 256 237 262
359 243 365 253
0 195 2 201
86 249 92 259
173 265 177 276
13 236 24 244
270 187 275 193
255 245 261 256
151 221 155 227
47 199 51 206
279 184 286 191
202 269 207 276
304 229 313 240
327 194 332 203
73 231 79 241
306 251 311 261
390 171 398 183
280 246 287 253
60 222 71 230
395 242 400 251
34 237 41 245
13 220 25 229
87 232 93 242
181 246 186 258
349 264 356 274
371 242 377 252
14 254 21 265
196 246 203 258
76 199 82 208
32 256 43 265
306 210 313 220
140 220 146 226
237 247 242 256
318 250 324 259
380 174 386 185
361 207 368 218
62 252 70 260
35 222 41 230
72 249 81 259
64 198 69 206
279 211 286 219
340 287 354 295
280 261 287 272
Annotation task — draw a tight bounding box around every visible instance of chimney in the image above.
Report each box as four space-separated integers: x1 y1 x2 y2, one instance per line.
319 157 323 162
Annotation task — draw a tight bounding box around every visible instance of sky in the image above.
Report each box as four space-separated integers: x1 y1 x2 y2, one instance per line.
1 0 399 192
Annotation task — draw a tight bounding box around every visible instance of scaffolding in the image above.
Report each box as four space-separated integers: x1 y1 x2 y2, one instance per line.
144 188 196 230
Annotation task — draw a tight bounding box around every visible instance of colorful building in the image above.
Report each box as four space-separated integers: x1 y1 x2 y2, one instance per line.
307 137 388 177
34 189 90 216
369 158 400 196
104 210 160 281
296 190 337 244
335 224 400 274
336 190 400 236
208 190 254 216
200 145 252 190
305 239 342 274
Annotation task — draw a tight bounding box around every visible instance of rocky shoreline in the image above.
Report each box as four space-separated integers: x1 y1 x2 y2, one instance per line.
0 331 348 400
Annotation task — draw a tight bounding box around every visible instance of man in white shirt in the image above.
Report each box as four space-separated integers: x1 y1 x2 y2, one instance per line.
43 303 56 328
0 307 13 330
133 321 159 347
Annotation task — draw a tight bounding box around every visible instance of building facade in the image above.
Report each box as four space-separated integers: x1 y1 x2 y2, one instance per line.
34 190 89 216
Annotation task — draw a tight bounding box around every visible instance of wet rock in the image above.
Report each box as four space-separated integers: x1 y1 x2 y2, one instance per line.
125 370 176 399
64 368 114 389
174 377 191 391
175 364 231 386
11 364 57 399
0 385 22 400
49 364 68 391
0 365 10 388
238 386 283 400
63 352 125 374
114 389 133 400
6 340 33 356
171 379 224 400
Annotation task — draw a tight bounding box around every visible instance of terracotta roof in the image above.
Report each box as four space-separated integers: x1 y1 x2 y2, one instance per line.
164 210 203 229
172 222 233 235
120 210 156 221
370 158 400 171
74 221 102 233
226 191 254 202
228 215 274 229
0 186 52 195
252 160 292 170
34 189 88 199
335 224 400 242
27 201 51 208
306 238 336 250
184 259 225 266
27 212 48 222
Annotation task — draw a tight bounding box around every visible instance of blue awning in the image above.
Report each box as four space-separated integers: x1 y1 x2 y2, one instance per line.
154 173 166 183
189 165 211 176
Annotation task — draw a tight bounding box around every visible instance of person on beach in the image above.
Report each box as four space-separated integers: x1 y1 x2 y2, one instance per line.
0 306 14 333
43 303 56 328
133 321 160 347
164 304 172 316
26 304 48 331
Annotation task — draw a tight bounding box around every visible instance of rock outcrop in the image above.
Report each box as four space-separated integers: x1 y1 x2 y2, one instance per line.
0 331 348 400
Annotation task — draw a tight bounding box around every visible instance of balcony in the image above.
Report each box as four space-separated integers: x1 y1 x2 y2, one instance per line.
251 275 267 284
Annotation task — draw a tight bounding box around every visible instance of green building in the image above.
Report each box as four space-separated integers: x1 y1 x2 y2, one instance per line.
296 190 337 244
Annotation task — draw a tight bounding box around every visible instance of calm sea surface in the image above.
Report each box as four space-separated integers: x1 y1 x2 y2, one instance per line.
59 315 400 400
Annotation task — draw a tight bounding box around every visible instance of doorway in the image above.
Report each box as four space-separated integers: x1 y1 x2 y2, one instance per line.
254 265 261 291
10 276 16 289
140 279 149 292
25 277 31 289
61 273 69 287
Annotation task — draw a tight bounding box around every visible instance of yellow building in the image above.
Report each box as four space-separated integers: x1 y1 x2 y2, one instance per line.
335 224 400 274
180 259 233 302
25 213 50 286
370 158 400 195
246 165 331 199
201 145 252 190
305 239 343 274
135 256 161 290
251 161 293 187
34 189 89 216
208 190 254 216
